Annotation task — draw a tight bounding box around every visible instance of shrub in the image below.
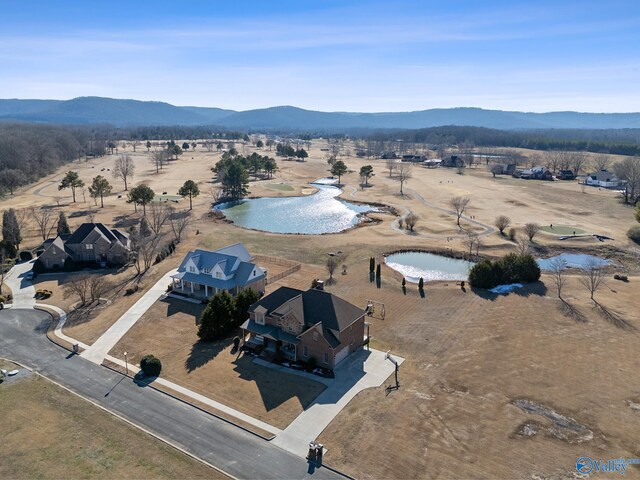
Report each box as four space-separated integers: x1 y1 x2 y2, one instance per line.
18 250 33 261
0 295 6 303
508 227 517 241
369 257 375 273
306 356 317 372
628 225 640 245
402 277 406 287
469 253 540 289
63 257 76 272
233 336 241 349
0 240 17 259
614 274 629 282
140 354 162 376
32 259 45 273
418 277 424 290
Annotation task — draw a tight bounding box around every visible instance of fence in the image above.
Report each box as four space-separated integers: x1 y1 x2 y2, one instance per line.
254 254 301 285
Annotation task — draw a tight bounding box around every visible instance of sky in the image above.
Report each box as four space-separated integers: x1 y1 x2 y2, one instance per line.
1 0 639 113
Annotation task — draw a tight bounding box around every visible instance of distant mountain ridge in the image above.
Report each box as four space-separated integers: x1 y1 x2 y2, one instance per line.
1 96 640 130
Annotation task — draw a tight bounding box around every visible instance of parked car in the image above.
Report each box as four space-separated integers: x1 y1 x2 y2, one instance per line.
25 271 34 281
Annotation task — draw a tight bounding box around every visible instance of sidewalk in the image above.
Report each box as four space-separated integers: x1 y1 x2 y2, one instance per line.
81 269 177 363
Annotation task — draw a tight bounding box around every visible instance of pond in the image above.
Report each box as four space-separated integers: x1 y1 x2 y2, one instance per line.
215 185 377 234
536 253 610 270
385 251 475 282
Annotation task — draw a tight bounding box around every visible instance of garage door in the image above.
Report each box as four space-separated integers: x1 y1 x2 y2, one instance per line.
334 346 349 366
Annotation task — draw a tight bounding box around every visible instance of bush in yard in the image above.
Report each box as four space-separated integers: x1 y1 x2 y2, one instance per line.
198 290 235 341
233 336 241 349
0 295 6 303
628 225 640 245
306 356 317 372
140 354 162 376
508 227 517 241
418 277 424 290
32 258 45 273
19 250 33 261
469 253 540 289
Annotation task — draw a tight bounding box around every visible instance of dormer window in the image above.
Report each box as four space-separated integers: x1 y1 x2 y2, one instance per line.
203 268 211 274
85 244 94 250
216 272 222 278
255 311 265 325
313 332 318 341
189 266 195 273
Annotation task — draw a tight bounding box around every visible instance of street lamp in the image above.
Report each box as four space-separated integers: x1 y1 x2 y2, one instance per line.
124 351 128 375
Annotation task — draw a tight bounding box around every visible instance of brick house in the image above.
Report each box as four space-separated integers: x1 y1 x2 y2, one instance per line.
37 223 131 270
241 286 367 369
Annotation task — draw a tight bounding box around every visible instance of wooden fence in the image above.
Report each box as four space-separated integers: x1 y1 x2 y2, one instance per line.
254 254 301 285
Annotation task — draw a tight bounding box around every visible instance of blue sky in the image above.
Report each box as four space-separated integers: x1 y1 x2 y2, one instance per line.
1 0 639 112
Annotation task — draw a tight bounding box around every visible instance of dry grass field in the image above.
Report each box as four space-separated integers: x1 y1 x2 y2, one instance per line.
108 295 326 430
2 138 640 478
0 361 225 480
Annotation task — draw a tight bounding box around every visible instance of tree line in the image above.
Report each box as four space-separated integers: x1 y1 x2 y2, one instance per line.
212 151 277 200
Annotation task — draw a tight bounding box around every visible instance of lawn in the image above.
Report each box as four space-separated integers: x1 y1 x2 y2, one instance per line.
108 296 326 430
0 369 226 479
540 224 587 235
265 182 294 191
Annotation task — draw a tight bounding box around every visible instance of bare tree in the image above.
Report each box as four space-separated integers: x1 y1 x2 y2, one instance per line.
326 256 338 283
385 158 397 177
130 140 141 152
30 207 56 241
450 196 470 227
515 235 530 255
150 149 168 173
54 196 63 207
544 151 562 173
168 208 191 243
494 215 511 235
592 153 610 172
89 276 109 303
613 156 640 205
404 212 418 231
579 258 606 302
570 152 587 175
113 154 135 191
394 163 412 195
148 202 171 235
549 258 567 299
462 230 480 259
63 275 91 306
524 222 540 241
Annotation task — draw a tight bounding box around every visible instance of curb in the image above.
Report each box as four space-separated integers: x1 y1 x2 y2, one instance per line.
0 355 238 480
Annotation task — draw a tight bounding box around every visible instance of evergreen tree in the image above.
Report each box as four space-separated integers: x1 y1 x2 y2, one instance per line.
88 175 112 208
127 184 155 215
57 211 71 235
233 289 259 327
198 291 235 341
140 216 152 237
375 263 381 278
58 171 85 202
369 257 375 273
222 162 250 200
2 209 21 249
418 277 424 290
331 160 348 184
178 180 200 210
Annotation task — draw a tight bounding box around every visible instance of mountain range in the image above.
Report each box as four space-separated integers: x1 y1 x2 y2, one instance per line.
2 96 640 131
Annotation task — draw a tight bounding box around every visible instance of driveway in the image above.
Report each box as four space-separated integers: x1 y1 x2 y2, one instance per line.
0 308 346 480
272 348 404 457
3 259 36 308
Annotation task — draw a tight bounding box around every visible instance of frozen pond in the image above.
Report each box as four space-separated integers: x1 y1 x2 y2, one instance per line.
385 251 475 282
537 253 610 270
312 177 339 185
215 185 377 234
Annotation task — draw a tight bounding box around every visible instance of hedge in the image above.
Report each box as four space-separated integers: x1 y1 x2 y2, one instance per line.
469 253 541 289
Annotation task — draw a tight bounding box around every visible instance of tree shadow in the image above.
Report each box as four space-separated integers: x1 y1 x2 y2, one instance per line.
133 372 158 387
369 272 375 283
185 338 230 373
594 301 635 331
419 288 425 298
112 214 139 229
376 277 381 289
559 299 588 323
471 282 548 301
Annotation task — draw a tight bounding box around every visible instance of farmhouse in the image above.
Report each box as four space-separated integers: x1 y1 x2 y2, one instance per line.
402 154 426 163
170 243 266 299
585 170 623 188
423 158 442 168
37 222 131 270
557 169 576 180
241 286 367 369
515 166 553 180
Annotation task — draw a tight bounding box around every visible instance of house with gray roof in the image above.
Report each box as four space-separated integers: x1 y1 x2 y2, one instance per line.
170 243 266 299
241 286 367 369
37 223 131 270
585 169 623 188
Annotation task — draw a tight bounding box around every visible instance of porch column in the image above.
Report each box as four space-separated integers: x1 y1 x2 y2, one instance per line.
205 285 208 297
180 279 184 290
190 282 194 293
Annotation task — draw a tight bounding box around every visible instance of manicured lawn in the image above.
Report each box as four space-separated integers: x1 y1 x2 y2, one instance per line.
266 182 294 191
540 224 587 235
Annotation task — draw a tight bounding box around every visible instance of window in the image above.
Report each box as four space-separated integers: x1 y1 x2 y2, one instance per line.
85 244 94 250
52 248 56 255
255 311 265 325
189 266 195 273
203 268 211 274
313 332 318 341
303 346 309 357
323 353 329 364
216 272 222 278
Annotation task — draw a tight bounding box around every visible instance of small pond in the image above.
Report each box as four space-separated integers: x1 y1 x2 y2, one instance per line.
385 251 475 282
312 177 339 185
215 185 377 234
537 253 610 270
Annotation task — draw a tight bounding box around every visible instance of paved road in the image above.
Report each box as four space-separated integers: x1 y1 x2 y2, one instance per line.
0 308 346 480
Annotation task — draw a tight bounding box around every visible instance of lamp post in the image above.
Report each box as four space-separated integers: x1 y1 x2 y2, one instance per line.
124 351 128 375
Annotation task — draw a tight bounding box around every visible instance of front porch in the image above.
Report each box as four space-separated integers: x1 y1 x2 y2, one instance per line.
242 330 299 364
170 277 233 299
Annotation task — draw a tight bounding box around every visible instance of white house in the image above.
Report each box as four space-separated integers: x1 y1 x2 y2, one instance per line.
585 170 623 188
170 243 266 299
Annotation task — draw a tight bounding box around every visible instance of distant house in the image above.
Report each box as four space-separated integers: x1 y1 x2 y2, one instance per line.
516 166 553 181
585 170 622 188
557 169 576 180
401 154 426 163
241 286 367 369
170 243 266 299
37 223 131 270
423 158 442 168
380 152 398 159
